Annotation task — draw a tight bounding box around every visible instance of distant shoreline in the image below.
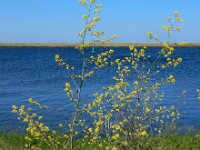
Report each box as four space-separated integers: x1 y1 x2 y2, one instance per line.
0 43 200 47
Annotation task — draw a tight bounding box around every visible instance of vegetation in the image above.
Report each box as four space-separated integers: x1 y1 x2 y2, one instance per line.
1 133 200 150
1 0 199 150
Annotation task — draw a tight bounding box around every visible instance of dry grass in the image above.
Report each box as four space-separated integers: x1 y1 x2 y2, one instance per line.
0 42 200 48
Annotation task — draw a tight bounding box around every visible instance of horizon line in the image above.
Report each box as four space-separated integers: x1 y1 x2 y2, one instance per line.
0 42 200 47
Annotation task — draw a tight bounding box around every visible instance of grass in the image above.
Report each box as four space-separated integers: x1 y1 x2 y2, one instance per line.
0 133 25 150
143 135 200 150
0 133 200 150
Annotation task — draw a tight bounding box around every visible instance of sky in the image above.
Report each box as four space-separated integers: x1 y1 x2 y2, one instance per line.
0 0 199 43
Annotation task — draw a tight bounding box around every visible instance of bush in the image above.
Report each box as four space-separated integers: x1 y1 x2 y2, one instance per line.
11 0 189 150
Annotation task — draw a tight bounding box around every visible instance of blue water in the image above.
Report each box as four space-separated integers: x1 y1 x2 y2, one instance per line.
1 47 200 131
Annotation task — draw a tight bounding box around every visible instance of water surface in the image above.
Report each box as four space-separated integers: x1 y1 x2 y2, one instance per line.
0 47 200 131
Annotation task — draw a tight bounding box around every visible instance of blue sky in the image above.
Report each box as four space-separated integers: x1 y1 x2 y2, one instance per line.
0 0 199 43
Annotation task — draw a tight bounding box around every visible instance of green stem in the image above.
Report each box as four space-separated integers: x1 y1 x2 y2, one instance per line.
70 4 92 150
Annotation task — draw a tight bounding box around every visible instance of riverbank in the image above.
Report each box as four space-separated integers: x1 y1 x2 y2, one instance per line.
0 43 200 48
0 133 200 150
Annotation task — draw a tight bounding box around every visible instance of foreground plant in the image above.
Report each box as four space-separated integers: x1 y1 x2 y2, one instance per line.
80 10 185 149
11 1 187 150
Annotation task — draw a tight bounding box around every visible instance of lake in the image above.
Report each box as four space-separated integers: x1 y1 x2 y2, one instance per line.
1 47 200 132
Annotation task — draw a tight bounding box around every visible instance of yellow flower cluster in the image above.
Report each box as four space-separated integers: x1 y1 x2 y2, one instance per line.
55 54 74 70
89 50 114 69
28 98 48 109
80 0 87 5
11 1 186 149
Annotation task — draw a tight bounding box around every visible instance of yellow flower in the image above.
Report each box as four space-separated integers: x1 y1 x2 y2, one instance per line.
115 125 121 131
25 136 31 141
111 146 117 150
28 98 37 104
174 11 179 17
38 116 43 120
12 105 17 109
113 35 117 39
122 141 128 146
99 143 103 148
96 120 103 126
23 118 28 123
111 134 119 140
176 27 181 31
105 114 112 120
162 25 167 31
140 130 148 137
109 49 114 54
147 32 153 39
82 14 88 19
129 45 134 51
177 58 182 62
94 9 100 13
20 105 25 109
55 54 60 61
171 79 176 83
88 128 93 133
169 47 174 51
80 0 87 5
90 0 96 3
145 107 150 113
12 110 17 113
94 127 100 133
32 113 37 118
65 83 71 90
178 18 183 22
169 75 174 79
93 17 100 22
59 123 63 128
167 25 172 31
99 3 103 7
171 112 175 117
134 81 139 85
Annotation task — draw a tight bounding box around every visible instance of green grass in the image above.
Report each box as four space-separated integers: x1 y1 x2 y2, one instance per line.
0 133 25 150
0 133 200 150
141 135 200 150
